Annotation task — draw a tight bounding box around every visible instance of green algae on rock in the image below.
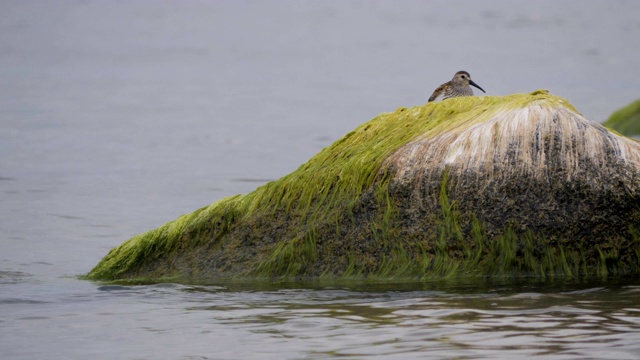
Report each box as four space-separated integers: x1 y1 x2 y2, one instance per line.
87 91 640 282
603 99 640 137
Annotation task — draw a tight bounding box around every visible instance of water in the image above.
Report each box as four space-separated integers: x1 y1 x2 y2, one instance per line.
2 278 640 359
1 1 639 358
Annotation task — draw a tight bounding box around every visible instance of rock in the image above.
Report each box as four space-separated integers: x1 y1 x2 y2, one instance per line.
603 99 640 138
87 91 640 282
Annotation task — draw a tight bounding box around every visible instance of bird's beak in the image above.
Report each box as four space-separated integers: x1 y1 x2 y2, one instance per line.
469 80 485 93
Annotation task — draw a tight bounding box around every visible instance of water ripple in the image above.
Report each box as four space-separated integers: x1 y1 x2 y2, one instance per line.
2 279 640 359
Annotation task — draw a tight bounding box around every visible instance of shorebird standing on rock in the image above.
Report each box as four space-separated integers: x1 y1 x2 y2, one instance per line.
428 71 485 102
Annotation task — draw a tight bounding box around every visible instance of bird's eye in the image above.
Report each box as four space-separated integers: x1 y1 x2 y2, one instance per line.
461 75 466 78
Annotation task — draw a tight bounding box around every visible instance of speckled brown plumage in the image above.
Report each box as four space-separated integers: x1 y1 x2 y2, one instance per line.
428 70 485 102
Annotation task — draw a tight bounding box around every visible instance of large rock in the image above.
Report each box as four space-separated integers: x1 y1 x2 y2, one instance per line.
87 91 640 282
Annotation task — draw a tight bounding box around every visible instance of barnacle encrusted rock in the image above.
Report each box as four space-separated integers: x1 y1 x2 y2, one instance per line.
88 91 640 282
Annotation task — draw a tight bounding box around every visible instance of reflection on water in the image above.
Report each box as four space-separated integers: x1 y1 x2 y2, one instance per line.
2 279 640 359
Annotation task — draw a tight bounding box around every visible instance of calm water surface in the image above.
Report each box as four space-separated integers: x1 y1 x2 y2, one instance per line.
1 1 640 359
2 278 640 359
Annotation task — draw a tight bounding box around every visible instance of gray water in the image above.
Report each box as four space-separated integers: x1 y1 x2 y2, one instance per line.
1 1 639 359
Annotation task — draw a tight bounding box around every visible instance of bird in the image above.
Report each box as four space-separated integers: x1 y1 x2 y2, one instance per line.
428 71 485 102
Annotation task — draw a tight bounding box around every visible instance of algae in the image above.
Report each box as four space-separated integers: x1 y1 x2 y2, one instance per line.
603 99 640 137
87 91 640 282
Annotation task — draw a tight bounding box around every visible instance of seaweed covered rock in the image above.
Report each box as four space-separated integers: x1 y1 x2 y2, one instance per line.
88 91 640 282
603 99 640 137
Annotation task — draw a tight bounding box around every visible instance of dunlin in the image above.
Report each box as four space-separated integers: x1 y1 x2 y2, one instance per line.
428 71 485 102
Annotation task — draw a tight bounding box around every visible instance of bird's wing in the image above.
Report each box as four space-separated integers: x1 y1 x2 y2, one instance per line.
428 83 446 102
